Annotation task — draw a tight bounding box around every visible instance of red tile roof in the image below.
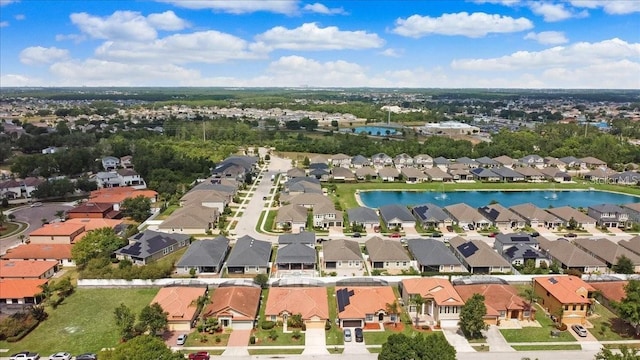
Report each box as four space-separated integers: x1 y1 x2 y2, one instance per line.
2 244 72 260
64 218 123 232
29 222 85 237
151 286 207 322
534 276 594 304
265 287 329 320
337 286 396 319
0 278 48 299
402 278 464 306
590 281 628 303
90 187 157 204
204 286 261 321
454 284 529 317
0 260 58 278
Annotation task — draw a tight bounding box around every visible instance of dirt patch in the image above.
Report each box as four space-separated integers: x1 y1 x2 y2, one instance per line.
383 322 405 332
364 323 381 330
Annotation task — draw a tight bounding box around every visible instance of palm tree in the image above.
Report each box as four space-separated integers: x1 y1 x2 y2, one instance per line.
385 301 400 327
410 294 425 328
38 282 54 302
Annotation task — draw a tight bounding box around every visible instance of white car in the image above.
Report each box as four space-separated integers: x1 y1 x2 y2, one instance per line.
48 353 71 360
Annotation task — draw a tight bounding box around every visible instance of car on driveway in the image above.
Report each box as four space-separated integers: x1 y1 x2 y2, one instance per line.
343 328 352 342
488 232 498 237
188 352 210 360
48 353 71 360
177 333 187 345
354 327 363 342
352 232 361 238
571 324 588 337
389 233 401 238
530 231 540 237
432 231 443 237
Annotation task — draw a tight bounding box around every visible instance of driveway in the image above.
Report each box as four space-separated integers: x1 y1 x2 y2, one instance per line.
342 329 368 354
441 327 475 353
1 203 73 255
302 328 329 355
484 325 514 352
222 329 251 356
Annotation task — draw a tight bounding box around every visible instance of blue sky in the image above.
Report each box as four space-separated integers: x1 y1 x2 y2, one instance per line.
1 0 639 88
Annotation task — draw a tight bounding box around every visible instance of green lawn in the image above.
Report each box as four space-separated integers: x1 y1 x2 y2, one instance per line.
184 332 230 347
251 328 305 346
363 328 444 345
0 221 21 237
0 288 159 354
500 306 576 343
512 345 582 351
589 302 638 341
248 348 303 355
325 286 344 346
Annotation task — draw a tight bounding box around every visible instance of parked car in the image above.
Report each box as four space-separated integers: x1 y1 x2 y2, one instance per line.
177 333 187 345
571 324 588 337
390 233 401 238
48 353 71 360
488 232 498 237
188 352 210 360
352 232 361 238
343 328 352 342
9 352 40 360
354 327 364 343
432 231 443 238
316 238 328 243
29 202 42 208
566 232 577 238
467 224 474 230
75 354 97 360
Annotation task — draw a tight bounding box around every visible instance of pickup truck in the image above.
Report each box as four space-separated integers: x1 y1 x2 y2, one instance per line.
9 352 40 360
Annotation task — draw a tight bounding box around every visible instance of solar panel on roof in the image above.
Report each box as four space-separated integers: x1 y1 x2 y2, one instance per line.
522 249 539 258
549 277 558 284
457 242 478 257
337 288 352 313
512 236 531 242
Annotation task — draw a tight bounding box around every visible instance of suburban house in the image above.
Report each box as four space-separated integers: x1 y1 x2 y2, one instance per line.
406 238 466 273
378 204 416 230
120 155 134 169
413 154 433 168
116 169 146 187
347 207 379 229
330 153 352 168
378 167 400 182
454 283 533 325
66 202 120 219
351 155 370 168
355 167 378 181
278 232 316 246
28 223 85 244
179 190 231 213
331 167 356 182
619 236 640 257
545 206 597 229
309 168 330 181
365 237 411 274
286 167 306 180
400 167 428 183
2 244 74 267
470 168 501 182
225 236 271 275
590 281 628 313
393 153 414 168
537 237 606 274
573 238 640 272
510 203 564 229
311 202 343 229
455 157 479 168
424 167 453 182
533 276 594 325
559 156 582 169
609 171 640 185
151 286 207 331
275 242 317 274
0 278 48 309
581 156 607 169
322 239 363 272
520 154 544 168
478 204 526 230
444 203 490 230
371 153 393 167
336 286 397 328
175 236 230 275
211 156 257 181
399 278 464 328
411 203 453 229
539 167 572 182
544 157 566 169
493 233 539 253
622 203 640 224
587 204 629 228
448 168 474 181
491 167 525 182
494 233 547 267
433 157 450 170
264 287 329 329
275 204 308 233
203 285 261 329
476 156 499 168
115 230 190 265
448 237 511 274
283 177 322 196
157 204 219 234
89 186 158 211
514 166 546 182
493 155 516 168
0 260 58 279
101 156 120 171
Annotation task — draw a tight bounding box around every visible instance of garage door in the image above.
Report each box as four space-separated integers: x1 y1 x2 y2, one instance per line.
232 321 255 330
342 320 362 328
168 322 191 332
305 320 326 329
439 319 458 329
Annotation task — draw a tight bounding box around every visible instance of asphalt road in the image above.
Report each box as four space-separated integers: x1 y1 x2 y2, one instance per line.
0 203 73 255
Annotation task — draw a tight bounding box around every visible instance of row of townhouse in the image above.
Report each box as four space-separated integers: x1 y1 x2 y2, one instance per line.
323 153 607 171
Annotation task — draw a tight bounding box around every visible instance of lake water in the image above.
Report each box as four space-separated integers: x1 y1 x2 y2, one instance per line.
359 190 640 209
354 126 398 136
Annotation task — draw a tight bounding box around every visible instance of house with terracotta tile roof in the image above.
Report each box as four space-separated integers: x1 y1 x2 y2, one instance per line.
400 278 464 328
533 276 594 326
265 287 329 329
336 286 397 328
454 283 533 325
89 186 158 211
2 244 74 267
0 278 48 309
590 281 628 313
28 223 85 244
203 285 261 329
66 202 120 219
0 260 58 279
151 286 207 331
64 218 124 234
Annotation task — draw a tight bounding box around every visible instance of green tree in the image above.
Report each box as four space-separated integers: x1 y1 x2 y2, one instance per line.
594 345 639 360
71 227 127 268
385 301 400 327
459 293 487 339
54 277 74 297
378 333 455 360
121 195 151 222
613 255 635 274
254 273 269 289
138 303 168 336
568 217 578 230
520 282 539 308
99 334 184 360
613 280 640 335
114 303 136 340
410 294 425 328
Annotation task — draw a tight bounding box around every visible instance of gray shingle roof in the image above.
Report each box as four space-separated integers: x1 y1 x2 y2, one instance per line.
117 230 189 259
448 237 510 268
503 244 546 262
411 203 451 223
407 238 462 267
494 233 538 247
347 207 379 224
323 239 362 261
379 204 415 223
278 232 316 245
537 237 606 268
226 236 271 267
176 236 230 267
365 236 410 262
276 243 316 264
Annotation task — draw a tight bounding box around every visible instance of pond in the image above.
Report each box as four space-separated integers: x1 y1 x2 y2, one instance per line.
359 190 640 209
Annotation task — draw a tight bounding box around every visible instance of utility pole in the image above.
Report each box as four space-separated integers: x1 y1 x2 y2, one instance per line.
203 120 206 142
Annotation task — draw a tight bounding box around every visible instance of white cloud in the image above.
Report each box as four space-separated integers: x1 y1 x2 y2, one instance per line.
528 2 588 22
253 22 384 51
524 31 568 45
451 38 640 71
0 74 42 87
302 3 346 15
70 10 189 42
147 11 189 31
156 0 299 15
14 14 24 20
0 21 8 27
49 59 200 86
569 0 640 15
380 48 403 57
0 0 18 6
94 30 260 64
19 46 70 65
472 0 521 5
392 12 533 38
55 34 87 43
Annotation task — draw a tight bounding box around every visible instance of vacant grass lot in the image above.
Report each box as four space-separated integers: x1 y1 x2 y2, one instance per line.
0 288 159 354
500 306 576 343
589 302 637 341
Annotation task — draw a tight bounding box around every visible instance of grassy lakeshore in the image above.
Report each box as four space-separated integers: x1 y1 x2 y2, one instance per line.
328 181 640 209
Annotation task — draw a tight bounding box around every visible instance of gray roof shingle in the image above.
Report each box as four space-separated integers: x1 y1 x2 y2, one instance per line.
176 236 230 267
407 238 462 267
226 236 271 267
